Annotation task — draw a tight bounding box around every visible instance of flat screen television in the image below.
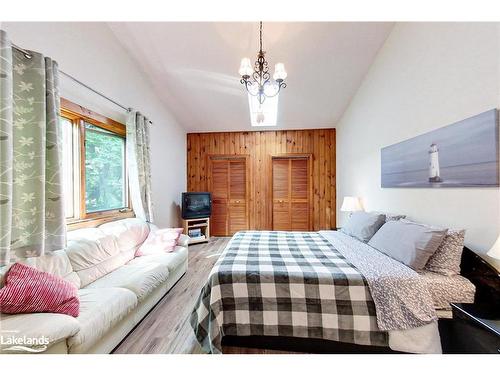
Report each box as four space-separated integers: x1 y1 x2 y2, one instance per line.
181 192 212 219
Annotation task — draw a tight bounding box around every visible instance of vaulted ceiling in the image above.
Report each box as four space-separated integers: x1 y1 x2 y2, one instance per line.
108 22 394 132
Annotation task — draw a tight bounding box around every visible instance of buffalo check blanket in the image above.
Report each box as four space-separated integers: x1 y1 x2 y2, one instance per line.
190 231 388 353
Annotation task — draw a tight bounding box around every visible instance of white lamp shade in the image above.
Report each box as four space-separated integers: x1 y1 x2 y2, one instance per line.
273 63 287 81
341 196 363 212
487 235 500 260
239 58 253 77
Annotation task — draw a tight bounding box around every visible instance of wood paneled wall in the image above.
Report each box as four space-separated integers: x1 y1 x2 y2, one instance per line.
187 129 336 231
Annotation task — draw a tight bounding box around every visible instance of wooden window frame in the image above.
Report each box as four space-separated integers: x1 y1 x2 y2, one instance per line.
60 98 133 230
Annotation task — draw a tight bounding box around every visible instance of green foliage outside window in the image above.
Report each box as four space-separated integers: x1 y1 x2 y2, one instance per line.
84 123 126 213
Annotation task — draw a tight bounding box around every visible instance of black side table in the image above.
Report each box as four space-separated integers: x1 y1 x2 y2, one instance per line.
447 303 500 354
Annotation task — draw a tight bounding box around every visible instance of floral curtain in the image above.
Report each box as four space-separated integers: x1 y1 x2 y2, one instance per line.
0 30 66 266
126 111 154 222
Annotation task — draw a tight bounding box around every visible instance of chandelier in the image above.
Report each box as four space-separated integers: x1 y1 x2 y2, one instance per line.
239 22 287 106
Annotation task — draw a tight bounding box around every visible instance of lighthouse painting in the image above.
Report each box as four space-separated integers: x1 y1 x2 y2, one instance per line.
381 109 499 188
428 143 442 183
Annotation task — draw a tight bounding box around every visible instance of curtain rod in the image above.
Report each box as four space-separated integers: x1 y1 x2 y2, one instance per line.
12 43 152 124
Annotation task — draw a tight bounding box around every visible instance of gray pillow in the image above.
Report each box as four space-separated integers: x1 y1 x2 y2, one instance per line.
368 219 447 270
340 212 386 242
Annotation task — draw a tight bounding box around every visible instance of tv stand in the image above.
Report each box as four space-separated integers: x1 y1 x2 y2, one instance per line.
182 217 210 245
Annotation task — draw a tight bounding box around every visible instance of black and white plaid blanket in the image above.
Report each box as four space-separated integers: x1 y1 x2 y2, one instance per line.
190 231 388 353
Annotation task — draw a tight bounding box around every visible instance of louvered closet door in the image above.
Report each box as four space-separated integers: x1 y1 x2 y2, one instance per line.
209 156 248 236
272 159 291 231
290 158 310 231
210 160 229 236
228 160 248 234
272 157 311 231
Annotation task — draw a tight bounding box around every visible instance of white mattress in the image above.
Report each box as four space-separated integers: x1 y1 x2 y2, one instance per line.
418 270 475 310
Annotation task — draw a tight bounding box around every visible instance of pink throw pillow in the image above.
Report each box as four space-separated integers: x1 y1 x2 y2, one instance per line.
155 228 184 244
156 228 183 243
135 228 184 256
0 263 80 317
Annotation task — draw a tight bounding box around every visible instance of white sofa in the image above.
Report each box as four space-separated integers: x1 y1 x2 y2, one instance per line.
0 218 188 354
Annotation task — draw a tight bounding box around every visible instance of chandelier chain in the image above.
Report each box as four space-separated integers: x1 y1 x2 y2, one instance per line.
259 21 263 52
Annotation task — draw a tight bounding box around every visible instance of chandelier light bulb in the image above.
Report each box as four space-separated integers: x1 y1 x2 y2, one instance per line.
238 58 253 77
273 63 287 81
263 81 278 96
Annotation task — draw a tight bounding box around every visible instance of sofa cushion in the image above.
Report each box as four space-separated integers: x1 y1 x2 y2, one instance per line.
17 250 81 289
67 288 137 354
0 250 80 290
0 266 8 288
66 228 123 287
0 312 80 353
127 246 188 273
178 234 190 247
99 218 150 262
84 262 169 301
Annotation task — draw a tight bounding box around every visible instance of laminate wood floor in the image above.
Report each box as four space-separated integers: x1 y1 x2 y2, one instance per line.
113 237 230 354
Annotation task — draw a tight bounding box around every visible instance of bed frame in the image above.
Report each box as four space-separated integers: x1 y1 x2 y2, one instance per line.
221 247 500 354
459 247 500 309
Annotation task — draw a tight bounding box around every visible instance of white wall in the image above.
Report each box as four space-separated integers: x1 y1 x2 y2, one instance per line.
336 23 500 269
2 22 187 227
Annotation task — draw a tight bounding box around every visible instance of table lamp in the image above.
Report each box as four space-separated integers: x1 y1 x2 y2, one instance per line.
487 234 500 260
340 196 363 216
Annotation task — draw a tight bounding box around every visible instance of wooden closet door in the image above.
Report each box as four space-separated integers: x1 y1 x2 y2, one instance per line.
272 159 291 230
290 158 310 231
228 160 248 234
209 156 248 236
272 156 311 231
210 159 229 236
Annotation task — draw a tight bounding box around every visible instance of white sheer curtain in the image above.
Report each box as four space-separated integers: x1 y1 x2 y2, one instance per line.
126 111 154 222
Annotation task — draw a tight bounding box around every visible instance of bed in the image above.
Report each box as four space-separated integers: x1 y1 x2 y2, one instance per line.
190 230 476 354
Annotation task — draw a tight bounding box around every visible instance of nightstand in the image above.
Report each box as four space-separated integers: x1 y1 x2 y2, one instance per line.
447 303 500 353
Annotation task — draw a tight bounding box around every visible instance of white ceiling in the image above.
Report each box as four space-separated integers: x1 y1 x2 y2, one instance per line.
108 22 394 132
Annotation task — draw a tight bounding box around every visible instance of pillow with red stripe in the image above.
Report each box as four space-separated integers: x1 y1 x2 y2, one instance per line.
0 263 80 317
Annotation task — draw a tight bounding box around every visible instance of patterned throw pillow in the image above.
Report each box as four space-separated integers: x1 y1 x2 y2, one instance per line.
373 211 406 222
0 263 80 317
424 229 466 276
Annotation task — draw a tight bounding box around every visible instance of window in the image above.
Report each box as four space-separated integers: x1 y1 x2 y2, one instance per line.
60 98 132 227
84 123 126 213
248 93 279 127
61 116 76 219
